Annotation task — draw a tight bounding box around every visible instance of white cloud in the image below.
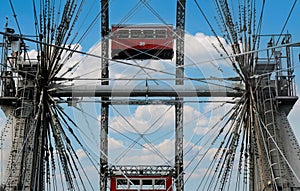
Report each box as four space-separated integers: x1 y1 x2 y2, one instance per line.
184 32 234 79
193 127 210 135
109 138 174 165
109 104 212 136
110 105 174 134
108 137 124 150
185 32 229 63
76 149 87 161
27 49 38 58
143 138 174 157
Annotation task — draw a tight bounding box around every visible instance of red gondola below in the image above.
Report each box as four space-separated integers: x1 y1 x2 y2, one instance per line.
111 24 174 60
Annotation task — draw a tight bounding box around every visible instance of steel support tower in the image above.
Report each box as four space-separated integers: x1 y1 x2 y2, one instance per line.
175 1 186 191
251 38 300 191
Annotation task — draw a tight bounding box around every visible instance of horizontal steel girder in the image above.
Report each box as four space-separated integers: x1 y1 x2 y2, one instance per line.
49 84 244 97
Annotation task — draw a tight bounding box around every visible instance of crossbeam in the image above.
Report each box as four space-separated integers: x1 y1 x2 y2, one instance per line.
49 84 244 97
109 165 174 176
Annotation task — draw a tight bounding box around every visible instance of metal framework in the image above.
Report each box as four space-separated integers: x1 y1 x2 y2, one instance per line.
100 0 110 190
50 84 243 97
98 1 187 190
109 165 174 176
1 1 300 191
175 2 186 190
251 35 300 191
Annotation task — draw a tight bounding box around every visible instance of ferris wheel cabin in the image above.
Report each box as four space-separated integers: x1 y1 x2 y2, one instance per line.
111 24 174 60
109 166 173 191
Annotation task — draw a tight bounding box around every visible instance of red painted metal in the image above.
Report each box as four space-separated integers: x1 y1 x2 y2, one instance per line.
111 25 174 60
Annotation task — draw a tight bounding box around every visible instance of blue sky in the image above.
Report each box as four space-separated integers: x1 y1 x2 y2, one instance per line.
1 0 299 48
1 0 300 190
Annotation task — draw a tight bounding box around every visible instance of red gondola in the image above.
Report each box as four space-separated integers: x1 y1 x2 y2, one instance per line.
111 24 174 60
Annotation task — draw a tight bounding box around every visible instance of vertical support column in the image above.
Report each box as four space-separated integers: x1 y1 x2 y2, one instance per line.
100 1 109 191
249 117 255 191
1 19 10 72
175 1 186 191
175 102 184 191
1 26 10 97
175 0 186 86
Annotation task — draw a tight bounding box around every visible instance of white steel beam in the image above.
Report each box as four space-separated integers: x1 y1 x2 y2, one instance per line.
50 84 244 98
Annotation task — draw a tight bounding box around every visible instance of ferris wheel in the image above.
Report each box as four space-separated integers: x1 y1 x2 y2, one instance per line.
0 0 300 191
